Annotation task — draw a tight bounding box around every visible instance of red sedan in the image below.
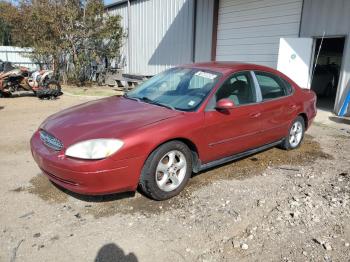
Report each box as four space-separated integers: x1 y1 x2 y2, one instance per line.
31 62 317 200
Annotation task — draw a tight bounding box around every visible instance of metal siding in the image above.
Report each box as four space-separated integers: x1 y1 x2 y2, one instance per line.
194 0 214 62
0 46 38 70
109 0 195 75
106 3 129 72
216 0 303 68
301 0 350 36
339 39 350 115
300 0 350 114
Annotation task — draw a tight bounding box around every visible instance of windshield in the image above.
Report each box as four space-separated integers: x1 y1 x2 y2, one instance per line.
125 67 221 111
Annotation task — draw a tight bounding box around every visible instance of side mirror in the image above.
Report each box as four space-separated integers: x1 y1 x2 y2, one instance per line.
215 98 235 110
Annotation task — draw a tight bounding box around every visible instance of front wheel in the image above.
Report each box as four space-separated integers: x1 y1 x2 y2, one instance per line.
281 116 305 150
139 141 192 200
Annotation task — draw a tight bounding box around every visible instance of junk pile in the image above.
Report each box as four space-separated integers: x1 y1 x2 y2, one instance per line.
0 60 62 99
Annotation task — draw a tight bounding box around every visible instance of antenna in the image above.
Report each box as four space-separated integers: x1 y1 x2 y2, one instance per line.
310 31 325 85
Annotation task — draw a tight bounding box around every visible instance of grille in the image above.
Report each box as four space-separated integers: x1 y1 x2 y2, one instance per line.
39 130 63 151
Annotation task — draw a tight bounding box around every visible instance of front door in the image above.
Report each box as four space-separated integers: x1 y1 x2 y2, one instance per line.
203 71 262 163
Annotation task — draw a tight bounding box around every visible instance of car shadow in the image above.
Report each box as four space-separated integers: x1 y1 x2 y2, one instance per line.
191 145 280 177
52 146 282 201
52 182 136 203
95 243 138 262
2 91 62 99
0 106 4 110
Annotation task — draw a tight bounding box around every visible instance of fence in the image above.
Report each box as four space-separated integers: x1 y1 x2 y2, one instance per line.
0 46 39 70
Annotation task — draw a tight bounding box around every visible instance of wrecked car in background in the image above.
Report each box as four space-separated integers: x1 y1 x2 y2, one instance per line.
0 61 61 99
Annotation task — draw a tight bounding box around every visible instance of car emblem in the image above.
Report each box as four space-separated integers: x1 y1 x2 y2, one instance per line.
39 130 63 151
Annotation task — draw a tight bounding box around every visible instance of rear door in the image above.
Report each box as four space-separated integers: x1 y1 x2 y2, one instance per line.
203 71 262 163
253 71 296 143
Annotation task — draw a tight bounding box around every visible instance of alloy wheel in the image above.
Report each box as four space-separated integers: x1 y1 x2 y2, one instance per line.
155 150 187 192
289 121 303 147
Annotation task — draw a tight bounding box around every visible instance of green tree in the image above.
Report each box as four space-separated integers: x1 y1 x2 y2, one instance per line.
0 2 17 46
0 19 11 45
0 0 124 84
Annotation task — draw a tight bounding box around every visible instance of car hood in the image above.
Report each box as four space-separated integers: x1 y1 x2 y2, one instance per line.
41 96 180 146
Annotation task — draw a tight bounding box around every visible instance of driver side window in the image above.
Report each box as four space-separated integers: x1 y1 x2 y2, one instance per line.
215 71 256 106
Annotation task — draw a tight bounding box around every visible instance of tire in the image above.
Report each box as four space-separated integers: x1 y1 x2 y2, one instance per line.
36 80 62 99
281 116 305 150
139 141 193 200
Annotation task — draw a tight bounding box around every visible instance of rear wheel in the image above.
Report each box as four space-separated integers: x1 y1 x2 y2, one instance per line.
281 116 305 150
36 80 62 99
139 141 192 200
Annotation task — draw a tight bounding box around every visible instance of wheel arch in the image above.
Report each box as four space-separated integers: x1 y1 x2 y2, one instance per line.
298 112 308 129
145 137 201 174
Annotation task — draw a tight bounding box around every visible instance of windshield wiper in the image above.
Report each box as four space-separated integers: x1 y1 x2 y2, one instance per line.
140 96 175 110
123 94 140 102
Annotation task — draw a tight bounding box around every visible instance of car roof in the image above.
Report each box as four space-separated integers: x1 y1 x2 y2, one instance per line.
181 61 278 75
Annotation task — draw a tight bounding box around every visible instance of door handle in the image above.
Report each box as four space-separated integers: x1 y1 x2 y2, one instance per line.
250 112 261 118
290 104 297 110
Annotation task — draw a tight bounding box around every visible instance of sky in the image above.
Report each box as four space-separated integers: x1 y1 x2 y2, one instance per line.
104 0 116 5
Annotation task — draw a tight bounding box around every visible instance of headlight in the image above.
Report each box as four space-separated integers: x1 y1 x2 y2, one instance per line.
65 139 124 160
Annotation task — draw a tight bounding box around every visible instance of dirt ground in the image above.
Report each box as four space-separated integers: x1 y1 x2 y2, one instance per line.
0 93 349 262
62 85 123 97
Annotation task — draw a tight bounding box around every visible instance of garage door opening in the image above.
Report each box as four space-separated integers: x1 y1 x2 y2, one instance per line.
311 37 345 111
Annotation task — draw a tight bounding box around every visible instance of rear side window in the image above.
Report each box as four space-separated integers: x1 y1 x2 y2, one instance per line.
280 78 293 95
255 71 288 100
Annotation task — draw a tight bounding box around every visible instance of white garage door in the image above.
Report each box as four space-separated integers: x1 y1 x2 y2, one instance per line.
216 0 303 68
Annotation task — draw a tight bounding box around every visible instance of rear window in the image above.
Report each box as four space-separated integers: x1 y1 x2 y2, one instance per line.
254 71 289 100
188 73 215 89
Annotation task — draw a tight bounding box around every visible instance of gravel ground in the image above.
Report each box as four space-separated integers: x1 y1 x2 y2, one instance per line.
0 94 349 262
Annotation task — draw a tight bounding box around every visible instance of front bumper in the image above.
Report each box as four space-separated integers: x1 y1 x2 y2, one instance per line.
30 131 145 195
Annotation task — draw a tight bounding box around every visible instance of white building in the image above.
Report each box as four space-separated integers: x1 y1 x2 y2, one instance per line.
0 46 38 70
